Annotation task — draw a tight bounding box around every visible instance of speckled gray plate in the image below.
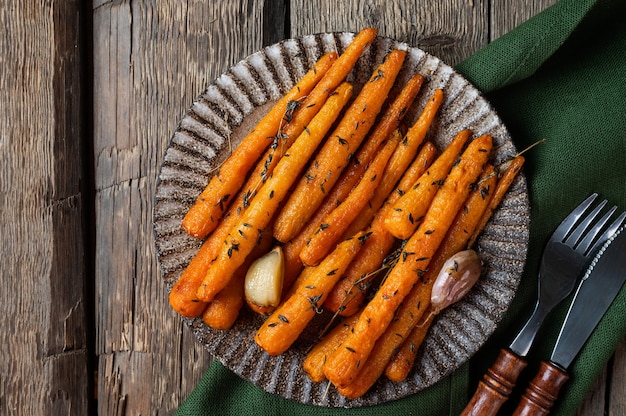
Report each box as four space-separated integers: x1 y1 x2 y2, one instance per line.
153 32 530 407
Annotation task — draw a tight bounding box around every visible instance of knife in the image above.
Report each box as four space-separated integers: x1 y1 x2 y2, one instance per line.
512 225 626 416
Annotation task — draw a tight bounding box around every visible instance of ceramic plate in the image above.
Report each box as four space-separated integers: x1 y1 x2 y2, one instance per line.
153 32 530 407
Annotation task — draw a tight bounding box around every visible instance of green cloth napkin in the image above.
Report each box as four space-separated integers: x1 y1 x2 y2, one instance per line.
177 0 626 414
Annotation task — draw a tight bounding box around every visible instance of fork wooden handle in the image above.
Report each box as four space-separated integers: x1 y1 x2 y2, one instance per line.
461 348 528 416
512 361 569 416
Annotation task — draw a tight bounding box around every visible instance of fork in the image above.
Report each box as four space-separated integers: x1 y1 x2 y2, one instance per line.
461 193 626 416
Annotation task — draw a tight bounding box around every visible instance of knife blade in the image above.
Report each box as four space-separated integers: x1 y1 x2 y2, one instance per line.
513 225 626 416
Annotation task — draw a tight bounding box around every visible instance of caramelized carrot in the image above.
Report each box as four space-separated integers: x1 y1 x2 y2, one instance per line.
299 133 400 266
182 52 337 238
323 141 438 316
196 83 353 302
273 49 408 243
323 134 493 388
255 232 367 356
382 129 472 239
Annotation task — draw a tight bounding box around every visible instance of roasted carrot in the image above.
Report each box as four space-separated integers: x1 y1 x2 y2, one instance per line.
279 74 425 282
303 313 360 382
468 155 525 247
340 164 497 394
181 52 337 239
238 27 380 207
202 224 274 328
318 73 426 213
195 83 354 303
383 307 435 382
382 129 472 239
384 164 498 381
323 134 493 388
299 133 401 266
255 232 368 356
169 190 248 318
323 141 438 316
273 49 408 243
342 89 444 239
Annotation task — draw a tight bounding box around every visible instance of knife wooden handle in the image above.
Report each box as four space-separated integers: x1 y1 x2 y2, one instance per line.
512 361 569 416
461 348 528 416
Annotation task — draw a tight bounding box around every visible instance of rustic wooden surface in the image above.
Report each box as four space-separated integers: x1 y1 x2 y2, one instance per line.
2 0 624 414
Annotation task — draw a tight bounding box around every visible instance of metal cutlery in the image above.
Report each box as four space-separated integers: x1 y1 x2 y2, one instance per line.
512 225 626 415
461 193 626 416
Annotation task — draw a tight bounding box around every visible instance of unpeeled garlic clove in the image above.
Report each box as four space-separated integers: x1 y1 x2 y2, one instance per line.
245 246 284 308
431 249 481 313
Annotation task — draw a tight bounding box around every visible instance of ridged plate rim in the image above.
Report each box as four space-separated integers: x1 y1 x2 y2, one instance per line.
153 32 530 407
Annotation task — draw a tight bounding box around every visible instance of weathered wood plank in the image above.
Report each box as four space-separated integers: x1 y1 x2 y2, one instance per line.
290 0 489 65
92 0 266 413
0 1 89 415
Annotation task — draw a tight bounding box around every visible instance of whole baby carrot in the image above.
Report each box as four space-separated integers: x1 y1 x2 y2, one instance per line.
323 134 493 388
273 49 408 243
196 83 353 302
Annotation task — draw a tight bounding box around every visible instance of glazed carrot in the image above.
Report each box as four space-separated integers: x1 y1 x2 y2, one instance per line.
273 49 408 243
201 266 245 330
383 307 435 382
196 83 354 303
299 133 401 266
384 164 498 381
169 191 248 318
468 155 525 247
342 89 444 238
254 232 367 356
340 165 497 394
239 27 380 205
202 224 274 328
383 129 472 239
324 142 438 316
323 134 492 388
181 52 337 239
280 74 426 280
319 73 426 212
303 313 360 382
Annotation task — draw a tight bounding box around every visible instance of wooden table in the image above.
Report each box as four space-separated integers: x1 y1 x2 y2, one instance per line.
3 0 624 414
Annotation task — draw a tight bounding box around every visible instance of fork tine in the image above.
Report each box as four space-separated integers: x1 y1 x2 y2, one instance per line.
587 211 626 254
551 193 598 242
576 205 616 254
565 199 607 246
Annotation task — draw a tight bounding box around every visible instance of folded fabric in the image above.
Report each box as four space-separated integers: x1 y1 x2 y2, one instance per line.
176 0 626 414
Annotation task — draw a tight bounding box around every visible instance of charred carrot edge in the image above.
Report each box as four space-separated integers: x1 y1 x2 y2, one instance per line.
468 155 525 248
273 49 408 243
323 134 493 388
382 129 472 239
182 52 338 239
323 141 438 316
196 83 353 303
254 232 367 356
299 134 400 266
384 164 498 382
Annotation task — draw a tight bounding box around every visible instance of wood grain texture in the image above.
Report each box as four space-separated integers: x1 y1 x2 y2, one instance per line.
0 1 89 415
290 0 487 65
92 0 266 413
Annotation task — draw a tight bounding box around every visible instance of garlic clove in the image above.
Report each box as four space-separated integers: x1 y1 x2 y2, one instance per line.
431 249 482 313
245 246 285 308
